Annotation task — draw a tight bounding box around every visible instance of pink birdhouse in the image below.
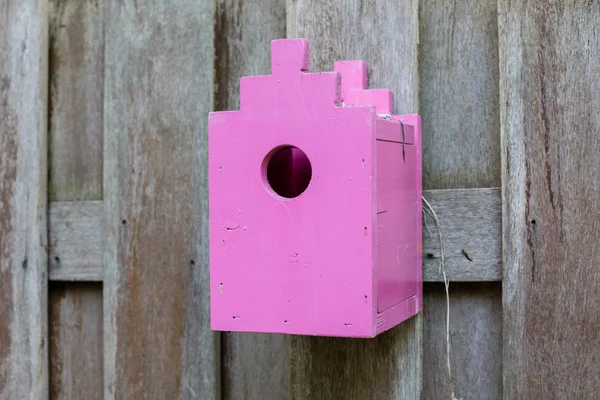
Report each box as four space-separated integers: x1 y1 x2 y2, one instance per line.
208 39 422 338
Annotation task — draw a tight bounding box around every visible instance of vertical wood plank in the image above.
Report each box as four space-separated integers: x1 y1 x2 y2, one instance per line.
0 0 49 398
49 283 103 399
422 284 502 399
419 1 503 398
49 0 104 202
286 1 421 399
47 1 105 398
223 333 290 400
103 1 218 398
215 0 286 111
287 0 418 115
213 1 290 399
420 0 500 191
500 1 600 398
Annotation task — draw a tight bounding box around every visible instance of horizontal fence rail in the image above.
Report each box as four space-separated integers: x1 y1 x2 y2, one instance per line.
48 188 501 283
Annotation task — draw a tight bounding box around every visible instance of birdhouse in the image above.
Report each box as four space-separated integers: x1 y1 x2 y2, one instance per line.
208 39 422 338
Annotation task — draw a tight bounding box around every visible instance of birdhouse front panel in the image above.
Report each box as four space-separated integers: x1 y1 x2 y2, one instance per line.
209 39 422 338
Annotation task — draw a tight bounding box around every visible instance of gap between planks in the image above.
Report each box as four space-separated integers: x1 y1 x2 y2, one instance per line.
48 188 501 282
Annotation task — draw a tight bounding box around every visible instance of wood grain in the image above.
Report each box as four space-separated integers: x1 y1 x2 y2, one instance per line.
422 188 501 282
420 0 500 190
287 0 418 115
223 333 290 400
103 1 219 398
215 0 286 111
419 0 503 398
47 1 106 398
49 0 104 202
500 1 600 398
214 1 290 399
0 0 49 397
49 283 103 400
49 201 104 281
286 1 422 398
423 283 502 400
290 324 421 399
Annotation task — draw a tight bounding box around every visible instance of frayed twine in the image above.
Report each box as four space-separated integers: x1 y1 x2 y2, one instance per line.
422 196 461 400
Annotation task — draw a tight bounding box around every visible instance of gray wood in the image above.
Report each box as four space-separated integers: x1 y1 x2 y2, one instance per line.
499 1 600 398
287 0 418 115
420 0 500 190
215 0 286 111
223 333 290 400
0 0 49 397
214 1 291 399
422 188 501 282
49 201 104 281
423 283 502 400
287 1 422 399
46 188 501 283
49 0 104 202
103 1 219 398
49 283 103 400
419 0 503 398
290 323 421 399
47 1 105 398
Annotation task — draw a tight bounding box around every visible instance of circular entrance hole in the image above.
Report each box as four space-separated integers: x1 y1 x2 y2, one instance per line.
263 146 312 199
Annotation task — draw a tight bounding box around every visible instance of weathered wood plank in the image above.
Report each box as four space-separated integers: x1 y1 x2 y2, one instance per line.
215 0 286 111
47 1 105 397
49 283 103 400
420 0 500 190
419 0 502 398
500 1 600 398
422 188 501 282
46 188 500 283
223 333 290 400
287 1 421 398
49 201 104 281
103 1 218 398
0 0 49 398
423 283 502 400
49 0 104 202
214 1 290 399
287 0 418 115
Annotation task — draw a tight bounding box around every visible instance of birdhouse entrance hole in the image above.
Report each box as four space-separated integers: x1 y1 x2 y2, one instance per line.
262 145 312 199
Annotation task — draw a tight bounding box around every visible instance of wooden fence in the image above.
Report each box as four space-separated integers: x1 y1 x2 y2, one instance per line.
1 0 599 399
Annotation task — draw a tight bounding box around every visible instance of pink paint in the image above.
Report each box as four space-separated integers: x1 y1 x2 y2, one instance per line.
208 39 422 338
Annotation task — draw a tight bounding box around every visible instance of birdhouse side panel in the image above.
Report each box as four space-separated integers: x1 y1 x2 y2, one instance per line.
375 114 423 334
376 138 418 312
